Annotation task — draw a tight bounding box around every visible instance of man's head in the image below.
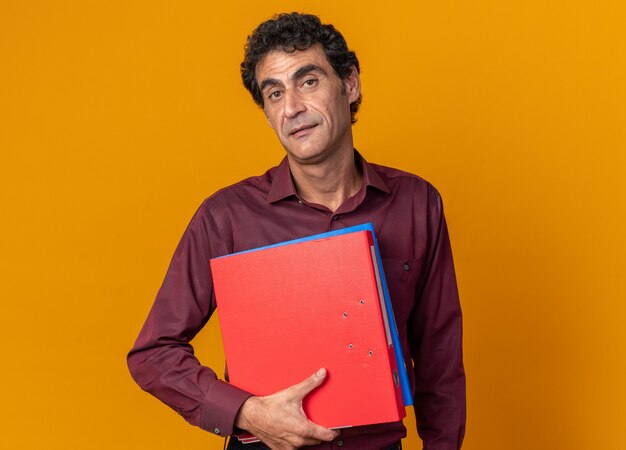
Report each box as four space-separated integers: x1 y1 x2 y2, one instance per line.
241 13 361 124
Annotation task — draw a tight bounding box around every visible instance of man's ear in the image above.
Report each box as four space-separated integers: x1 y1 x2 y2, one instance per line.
344 65 361 104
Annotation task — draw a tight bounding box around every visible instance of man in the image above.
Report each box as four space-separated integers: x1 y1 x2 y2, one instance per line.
128 12 465 450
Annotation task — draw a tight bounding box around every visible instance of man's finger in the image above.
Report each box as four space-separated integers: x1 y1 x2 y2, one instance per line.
305 420 341 442
288 368 328 399
296 437 323 447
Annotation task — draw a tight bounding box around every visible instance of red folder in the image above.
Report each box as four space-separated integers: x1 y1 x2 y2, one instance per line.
210 228 406 429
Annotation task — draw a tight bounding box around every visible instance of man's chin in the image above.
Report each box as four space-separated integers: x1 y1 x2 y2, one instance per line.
281 140 325 162
285 148 329 166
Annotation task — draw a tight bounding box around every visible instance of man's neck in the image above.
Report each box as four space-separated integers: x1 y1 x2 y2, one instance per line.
288 149 362 213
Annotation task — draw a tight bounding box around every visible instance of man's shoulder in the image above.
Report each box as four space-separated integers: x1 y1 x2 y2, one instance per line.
368 160 439 196
186 166 280 235
202 165 279 206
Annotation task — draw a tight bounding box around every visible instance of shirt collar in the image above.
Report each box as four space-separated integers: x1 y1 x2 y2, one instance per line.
358 151 391 195
267 150 391 204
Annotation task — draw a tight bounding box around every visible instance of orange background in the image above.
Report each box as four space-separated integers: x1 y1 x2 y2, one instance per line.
1 1 625 449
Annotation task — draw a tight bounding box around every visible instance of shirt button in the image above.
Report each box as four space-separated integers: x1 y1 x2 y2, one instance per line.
403 263 410 271
337 440 344 446
333 215 340 220
213 427 221 435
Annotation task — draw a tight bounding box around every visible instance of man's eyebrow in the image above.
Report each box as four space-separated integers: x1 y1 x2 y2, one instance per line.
259 78 281 93
258 64 328 93
293 64 327 80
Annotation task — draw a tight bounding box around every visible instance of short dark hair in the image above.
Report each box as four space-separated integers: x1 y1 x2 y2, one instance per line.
241 12 362 124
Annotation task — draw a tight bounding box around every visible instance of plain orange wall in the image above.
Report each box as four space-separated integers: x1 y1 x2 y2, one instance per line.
1 1 625 449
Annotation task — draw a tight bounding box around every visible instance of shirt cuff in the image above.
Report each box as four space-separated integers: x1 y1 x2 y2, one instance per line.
200 380 253 436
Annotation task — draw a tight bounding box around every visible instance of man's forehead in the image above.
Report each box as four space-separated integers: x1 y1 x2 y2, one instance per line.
255 44 331 83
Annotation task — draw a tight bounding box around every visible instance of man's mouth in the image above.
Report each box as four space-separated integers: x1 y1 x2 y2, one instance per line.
289 124 318 136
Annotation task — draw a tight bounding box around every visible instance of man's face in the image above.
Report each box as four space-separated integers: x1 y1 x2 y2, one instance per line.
255 44 360 165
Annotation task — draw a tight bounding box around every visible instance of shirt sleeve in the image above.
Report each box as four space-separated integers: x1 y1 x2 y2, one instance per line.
127 200 252 437
409 185 466 450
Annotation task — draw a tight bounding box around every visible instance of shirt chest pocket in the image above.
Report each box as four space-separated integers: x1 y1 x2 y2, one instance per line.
381 257 423 323
382 258 422 284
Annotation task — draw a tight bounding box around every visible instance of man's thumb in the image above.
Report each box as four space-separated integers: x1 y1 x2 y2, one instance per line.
291 368 327 398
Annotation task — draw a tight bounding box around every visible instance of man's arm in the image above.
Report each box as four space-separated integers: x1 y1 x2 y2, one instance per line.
409 186 466 450
127 201 252 436
127 201 339 447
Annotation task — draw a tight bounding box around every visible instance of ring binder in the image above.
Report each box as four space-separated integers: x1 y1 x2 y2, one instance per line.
210 223 412 431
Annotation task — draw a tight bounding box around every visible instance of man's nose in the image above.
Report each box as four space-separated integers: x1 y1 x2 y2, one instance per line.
283 89 306 118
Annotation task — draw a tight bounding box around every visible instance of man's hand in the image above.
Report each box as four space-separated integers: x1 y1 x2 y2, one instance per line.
234 368 340 449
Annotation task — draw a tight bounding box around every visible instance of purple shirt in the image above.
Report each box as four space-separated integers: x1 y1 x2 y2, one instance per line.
128 152 466 450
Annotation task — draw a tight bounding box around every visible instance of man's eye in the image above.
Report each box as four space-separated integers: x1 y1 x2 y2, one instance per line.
303 79 317 87
268 91 282 100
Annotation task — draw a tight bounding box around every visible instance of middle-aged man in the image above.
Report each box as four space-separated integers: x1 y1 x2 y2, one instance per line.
128 12 466 450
